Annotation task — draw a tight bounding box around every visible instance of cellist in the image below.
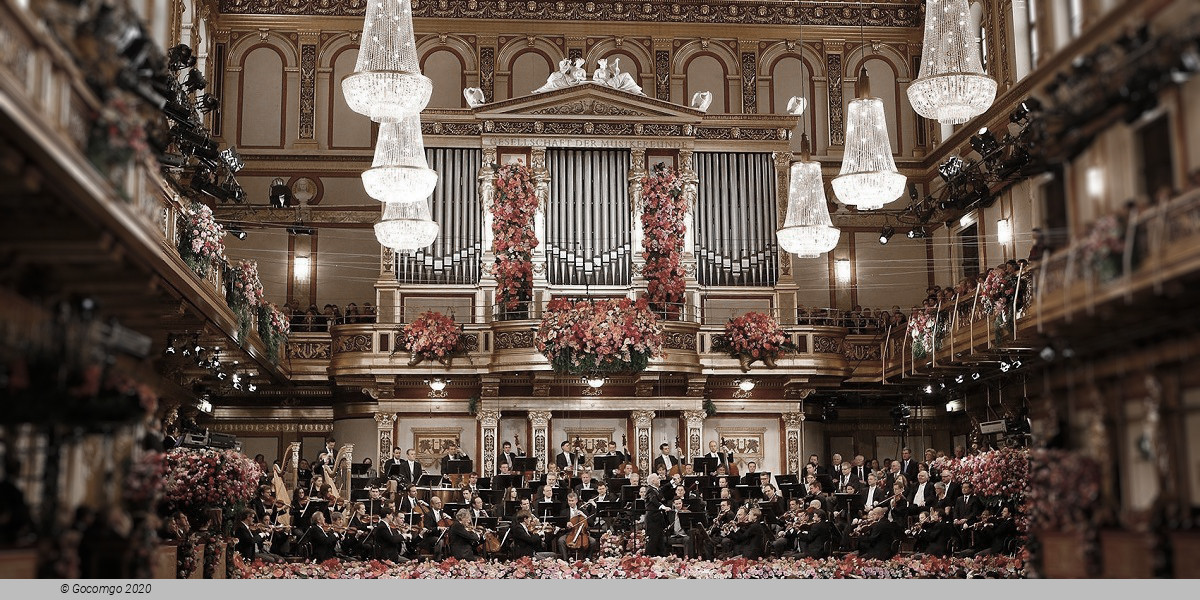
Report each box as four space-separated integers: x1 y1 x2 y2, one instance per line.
555 492 597 559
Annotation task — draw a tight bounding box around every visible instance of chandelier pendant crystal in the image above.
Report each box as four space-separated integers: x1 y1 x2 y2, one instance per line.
342 0 432 121
362 117 439 203
375 199 440 254
832 69 907 211
777 134 840 258
907 0 997 125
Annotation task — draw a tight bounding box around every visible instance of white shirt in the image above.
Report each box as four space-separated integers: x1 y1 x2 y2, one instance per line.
914 483 928 506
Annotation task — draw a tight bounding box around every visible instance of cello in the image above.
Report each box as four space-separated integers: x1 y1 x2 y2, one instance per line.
564 512 591 551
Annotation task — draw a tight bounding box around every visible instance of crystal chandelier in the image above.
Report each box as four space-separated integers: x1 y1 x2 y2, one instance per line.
832 69 907 211
362 117 438 203
907 0 997 125
777 134 840 258
375 198 439 254
342 0 433 121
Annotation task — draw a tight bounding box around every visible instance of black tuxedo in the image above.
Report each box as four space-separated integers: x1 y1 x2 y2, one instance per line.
899 459 919 483
836 472 860 493
915 521 952 557
555 451 584 471
705 451 734 473
372 521 405 562
509 523 542 557
644 485 667 556
953 494 984 524
808 463 827 476
851 464 869 483
653 454 681 474
398 459 422 484
497 450 523 470
861 486 887 513
728 521 767 559
303 526 338 562
940 481 962 507
235 522 258 560
857 520 896 560
448 521 480 560
574 481 597 495
908 481 937 510
884 471 902 492
797 521 832 558
380 458 404 480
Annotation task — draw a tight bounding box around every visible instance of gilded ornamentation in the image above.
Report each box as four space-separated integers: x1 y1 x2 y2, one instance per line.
287 340 332 360
581 385 602 396
843 343 881 361
630 409 655 428
685 377 706 397
479 46 495 101
459 333 481 352
783 387 815 400
732 387 753 399
333 333 373 353
781 411 805 429
476 409 501 427
218 1 921 26
662 330 697 351
528 99 642 116
654 50 670 101
494 329 536 349
812 335 842 354
299 44 316 139
741 51 757 113
826 52 844 146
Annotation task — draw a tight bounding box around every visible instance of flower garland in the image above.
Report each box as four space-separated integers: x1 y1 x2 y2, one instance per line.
177 535 197 579
239 554 1024 579
536 297 662 375
1025 449 1101 533
87 91 149 184
161 448 261 523
491 163 539 317
401 311 462 366
907 309 942 361
122 451 165 512
177 201 225 278
228 259 265 341
723 311 795 371
256 303 290 363
979 267 1018 338
1081 215 1125 282
640 163 688 319
929 447 1031 502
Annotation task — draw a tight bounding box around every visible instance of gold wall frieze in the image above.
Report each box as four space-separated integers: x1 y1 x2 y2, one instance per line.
211 406 335 420
215 1 923 29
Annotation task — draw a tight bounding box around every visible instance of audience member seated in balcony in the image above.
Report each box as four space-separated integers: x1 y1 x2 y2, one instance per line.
344 303 361 324
321 304 341 328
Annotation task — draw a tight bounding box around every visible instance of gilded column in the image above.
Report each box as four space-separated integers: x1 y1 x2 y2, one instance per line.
297 30 319 146
629 147 647 292
530 146 550 314
477 409 501 476
479 146 498 321
682 410 706 462
678 149 699 319
631 410 656 475
782 412 806 476
528 410 552 474
374 412 397 466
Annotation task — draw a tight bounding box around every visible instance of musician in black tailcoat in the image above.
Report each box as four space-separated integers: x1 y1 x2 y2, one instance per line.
727 507 767 559
643 474 668 556
448 509 481 560
796 509 832 558
372 511 406 562
302 512 338 562
913 510 952 557
440 443 470 477
555 441 584 473
855 507 896 560
497 440 524 472
234 509 260 561
380 448 405 484
705 441 735 474
509 511 544 558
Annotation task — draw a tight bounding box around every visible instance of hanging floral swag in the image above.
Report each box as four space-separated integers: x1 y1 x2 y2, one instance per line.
161 447 260 525
491 163 539 319
907 309 943 361
979 267 1018 341
257 303 290 363
177 201 225 278
228 260 265 342
640 163 688 320
87 91 149 190
724 311 796 371
1081 214 1125 283
536 297 663 375
400 311 462 366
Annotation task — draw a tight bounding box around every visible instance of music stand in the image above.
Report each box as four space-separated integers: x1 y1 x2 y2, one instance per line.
491 474 518 491
780 483 805 501
775 474 799 486
679 512 709 530
620 485 641 505
503 501 523 518
704 499 725 515
817 475 835 493
444 503 468 515
605 476 630 491
403 512 423 526
477 476 492 490
735 485 762 500
833 493 858 522
471 516 499 530
692 457 717 474
444 458 473 477
551 488 568 503
417 474 443 487
512 457 538 473
578 488 599 502
536 502 563 520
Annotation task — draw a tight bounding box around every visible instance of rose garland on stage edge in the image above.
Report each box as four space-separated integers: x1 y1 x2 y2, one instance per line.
491 163 539 317
536 297 662 375
640 163 688 319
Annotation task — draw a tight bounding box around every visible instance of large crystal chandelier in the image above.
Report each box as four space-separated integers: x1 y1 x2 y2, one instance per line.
362 117 438 203
342 0 432 121
832 69 907 211
375 199 439 254
777 135 840 258
907 0 997 125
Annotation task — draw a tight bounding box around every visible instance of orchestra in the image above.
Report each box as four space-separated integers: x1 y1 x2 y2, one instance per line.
245 441 1021 565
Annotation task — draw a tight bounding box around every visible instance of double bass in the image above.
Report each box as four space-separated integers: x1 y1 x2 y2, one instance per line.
721 438 740 477
668 436 684 477
616 434 635 475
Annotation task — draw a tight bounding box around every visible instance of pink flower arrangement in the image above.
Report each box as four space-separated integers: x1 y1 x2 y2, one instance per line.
177 201 225 277
257 303 290 363
87 92 148 177
979 267 1017 323
1025 449 1101 533
122 451 165 510
229 259 265 309
491 163 539 315
536 297 662 375
161 447 261 516
723 311 794 370
238 554 1024 579
640 164 688 319
907 308 942 360
401 311 461 365
1081 215 1125 281
930 447 1031 500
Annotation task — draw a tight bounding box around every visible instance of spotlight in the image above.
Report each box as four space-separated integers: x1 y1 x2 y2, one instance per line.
938 156 965 181
216 372 227 380
1012 359 1022 369
196 94 220 114
583 375 606 389
908 183 919 203
182 68 208 92
999 360 1011 373
270 178 295 208
247 383 257 392
287 225 316 236
945 399 964 412
426 378 448 392
971 371 981 381
197 396 213 414
231 373 242 384
220 147 244 173
1061 346 1076 359
970 127 999 157
167 44 196 71
227 227 247 240
923 384 934 395
736 379 756 392
879 226 895 245
907 226 927 239
164 345 176 355
955 374 965 384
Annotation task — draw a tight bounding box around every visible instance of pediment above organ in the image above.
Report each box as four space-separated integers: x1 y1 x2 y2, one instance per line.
474 83 706 122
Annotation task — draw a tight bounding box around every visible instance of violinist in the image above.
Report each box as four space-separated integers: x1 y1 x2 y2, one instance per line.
419 496 452 553
795 509 832 559
772 498 806 555
236 509 284 563
854 507 896 560
664 497 696 558
888 481 912 523
510 498 532 526
555 492 598 559
250 485 272 521
760 483 785 519
372 509 406 562
396 484 421 515
303 512 339 562
509 510 544 558
861 473 886 515
448 508 482 560
912 510 951 557
727 507 767 559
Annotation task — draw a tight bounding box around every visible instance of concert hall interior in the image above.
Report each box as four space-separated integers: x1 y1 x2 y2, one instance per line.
3 0 1200 582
